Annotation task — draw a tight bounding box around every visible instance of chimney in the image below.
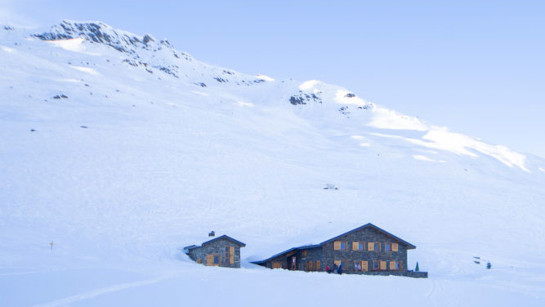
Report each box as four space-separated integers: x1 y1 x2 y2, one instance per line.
208 231 215 237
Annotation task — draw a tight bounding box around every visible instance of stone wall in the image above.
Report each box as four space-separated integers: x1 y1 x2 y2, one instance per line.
321 227 408 275
188 238 242 268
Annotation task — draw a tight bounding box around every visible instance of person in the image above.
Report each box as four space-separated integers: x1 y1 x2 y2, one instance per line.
325 265 331 273
338 263 343 275
291 257 296 270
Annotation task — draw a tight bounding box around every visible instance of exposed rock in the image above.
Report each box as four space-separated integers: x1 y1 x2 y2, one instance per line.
289 91 322 105
339 106 350 115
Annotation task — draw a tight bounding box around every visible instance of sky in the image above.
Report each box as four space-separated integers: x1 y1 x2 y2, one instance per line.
2 0 545 158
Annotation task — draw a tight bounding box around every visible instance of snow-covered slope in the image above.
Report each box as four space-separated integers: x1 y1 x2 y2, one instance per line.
1 21 544 306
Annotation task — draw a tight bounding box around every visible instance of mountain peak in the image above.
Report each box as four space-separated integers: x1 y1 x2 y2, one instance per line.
33 20 166 54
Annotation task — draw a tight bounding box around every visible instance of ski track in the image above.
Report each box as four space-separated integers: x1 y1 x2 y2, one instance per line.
31 274 171 307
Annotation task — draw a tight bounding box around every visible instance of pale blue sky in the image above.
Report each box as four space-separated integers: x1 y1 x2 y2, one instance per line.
3 1 545 158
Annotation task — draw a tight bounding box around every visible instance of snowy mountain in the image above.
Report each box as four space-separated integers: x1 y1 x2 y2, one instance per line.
1 21 544 306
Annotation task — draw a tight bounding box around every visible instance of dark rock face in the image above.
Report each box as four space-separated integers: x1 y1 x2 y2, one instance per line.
339 106 350 116
53 94 69 100
289 91 322 105
33 21 160 54
33 21 182 79
3 26 15 31
31 21 272 88
214 77 228 83
345 92 356 98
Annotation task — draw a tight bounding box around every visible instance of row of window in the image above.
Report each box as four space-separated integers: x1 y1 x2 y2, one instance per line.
333 241 398 252
272 260 403 272
335 260 403 271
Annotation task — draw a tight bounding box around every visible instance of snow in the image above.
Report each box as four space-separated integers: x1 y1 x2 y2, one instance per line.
47 37 100 56
235 101 254 107
414 127 529 171
1 21 545 306
334 89 368 106
1 45 15 53
256 74 275 81
299 79 322 91
368 106 429 131
71 65 100 75
412 155 446 163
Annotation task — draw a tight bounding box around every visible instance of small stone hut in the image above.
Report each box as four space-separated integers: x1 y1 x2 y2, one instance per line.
252 223 427 278
184 234 246 268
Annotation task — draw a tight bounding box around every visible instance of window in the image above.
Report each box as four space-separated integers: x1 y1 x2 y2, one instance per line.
368 242 380 251
334 241 348 251
369 242 381 252
206 254 221 266
354 261 368 272
352 242 365 251
272 262 282 269
229 246 235 264
223 246 235 265
385 243 391 252
354 261 362 271
302 250 308 257
380 261 387 270
361 260 368 272
388 261 402 270
306 261 314 271
392 243 399 252
224 247 229 264
372 260 379 271
315 260 321 271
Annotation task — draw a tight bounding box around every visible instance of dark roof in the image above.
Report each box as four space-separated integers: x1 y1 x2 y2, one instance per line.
321 223 416 249
252 244 321 265
252 223 416 265
183 244 198 251
185 235 246 253
202 235 246 247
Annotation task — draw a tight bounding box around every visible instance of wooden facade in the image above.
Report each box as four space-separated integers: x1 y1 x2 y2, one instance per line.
184 235 246 268
252 223 427 278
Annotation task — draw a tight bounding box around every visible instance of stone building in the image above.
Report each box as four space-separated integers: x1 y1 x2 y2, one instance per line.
252 223 427 278
184 234 246 268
